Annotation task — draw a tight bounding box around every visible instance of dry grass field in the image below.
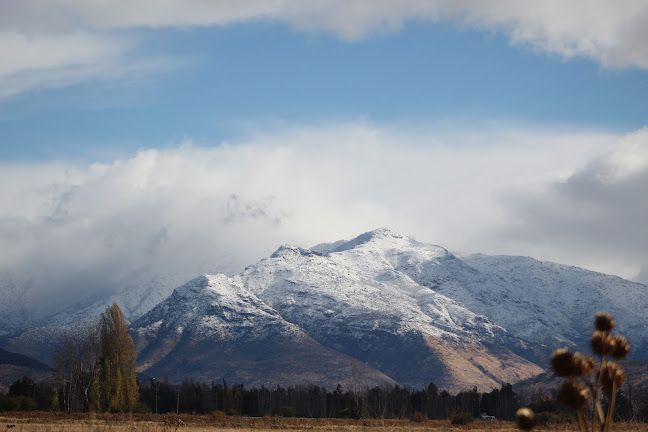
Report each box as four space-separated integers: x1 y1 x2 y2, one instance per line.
1 413 648 432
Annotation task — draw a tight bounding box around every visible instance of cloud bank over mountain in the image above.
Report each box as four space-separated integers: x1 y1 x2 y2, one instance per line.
1 122 647 318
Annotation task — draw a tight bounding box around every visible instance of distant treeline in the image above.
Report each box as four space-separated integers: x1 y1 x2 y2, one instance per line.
2 375 518 420
4 375 648 423
139 378 519 420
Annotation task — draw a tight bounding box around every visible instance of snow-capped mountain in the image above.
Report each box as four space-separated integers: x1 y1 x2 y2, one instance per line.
3 228 647 392
235 230 544 390
129 229 544 391
131 274 396 388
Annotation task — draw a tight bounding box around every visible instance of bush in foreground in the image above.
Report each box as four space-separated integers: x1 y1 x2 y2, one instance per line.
280 406 296 417
451 412 474 425
411 411 427 422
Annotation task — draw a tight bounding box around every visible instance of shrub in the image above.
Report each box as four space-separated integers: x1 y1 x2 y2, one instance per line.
337 408 354 418
211 410 226 421
225 408 238 416
280 406 296 417
132 402 151 413
411 411 427 422
0 395 36 411
536 411 574 425
451 412 474 425
0 395 18 411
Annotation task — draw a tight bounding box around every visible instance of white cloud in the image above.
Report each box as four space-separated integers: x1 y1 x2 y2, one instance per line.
1 0 647 98
0 31 178 99
0 32 126 78
445 1 648 69
0 29 181 99
3 0 648 67
1 121 646 319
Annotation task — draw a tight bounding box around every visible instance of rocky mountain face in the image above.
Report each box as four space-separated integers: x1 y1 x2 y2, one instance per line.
3 228 647 392
131 274 395 388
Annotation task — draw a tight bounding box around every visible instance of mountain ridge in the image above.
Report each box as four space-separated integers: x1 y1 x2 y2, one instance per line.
131 274 396 388
2 228 646 392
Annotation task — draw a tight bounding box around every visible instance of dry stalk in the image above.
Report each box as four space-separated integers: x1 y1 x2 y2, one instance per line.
517 312 630 432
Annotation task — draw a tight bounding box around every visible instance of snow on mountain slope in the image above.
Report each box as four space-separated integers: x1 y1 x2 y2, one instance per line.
314 229 647 358
237 229 543 391
130 274 396 388
3 275 184 363
456 254 648 356
373 246 582 349
0 274 39 338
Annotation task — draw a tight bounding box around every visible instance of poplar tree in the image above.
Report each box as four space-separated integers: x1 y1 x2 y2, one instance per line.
53 303 139 412
98 303 139 412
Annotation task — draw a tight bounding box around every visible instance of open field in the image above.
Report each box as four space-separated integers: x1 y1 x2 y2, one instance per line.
1 413 648 432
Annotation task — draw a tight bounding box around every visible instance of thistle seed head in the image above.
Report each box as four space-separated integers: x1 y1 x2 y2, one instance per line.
558 380 590 410
516 407 537 431
551 348 577 376
573 352 595 375
595 312 615 332
601 363 626 388
609 334 631 359
591 330 607 356
550 349 594 377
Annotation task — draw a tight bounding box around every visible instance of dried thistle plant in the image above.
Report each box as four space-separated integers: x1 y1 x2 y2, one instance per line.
516 407 537 431
516 312 630 432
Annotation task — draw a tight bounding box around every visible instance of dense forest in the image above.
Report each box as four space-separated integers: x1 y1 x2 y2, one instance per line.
138 378 518 419
1 375 518 420
3 373 647 424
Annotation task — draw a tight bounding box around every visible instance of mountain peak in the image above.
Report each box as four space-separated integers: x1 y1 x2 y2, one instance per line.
365 227 408 241
270 245 321 259
174 275 210 295
327 228 411 253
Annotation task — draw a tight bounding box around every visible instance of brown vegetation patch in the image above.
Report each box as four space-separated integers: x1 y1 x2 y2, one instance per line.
422 336 544 393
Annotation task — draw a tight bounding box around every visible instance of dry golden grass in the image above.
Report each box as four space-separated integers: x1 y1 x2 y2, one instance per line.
0 413 647 432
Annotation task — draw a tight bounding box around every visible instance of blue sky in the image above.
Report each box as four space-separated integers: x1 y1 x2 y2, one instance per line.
2 20 647 160
1 1 648 316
